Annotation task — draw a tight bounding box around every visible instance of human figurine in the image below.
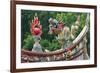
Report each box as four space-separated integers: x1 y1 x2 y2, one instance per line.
70 15 89 60
57 26 70 49
48 18 58 34
71 15 80 39
57 20 64 30
49 18 58 28
69 15 81 60
48 18 64 35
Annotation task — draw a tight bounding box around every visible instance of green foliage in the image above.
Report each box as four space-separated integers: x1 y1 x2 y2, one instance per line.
40 39 49 51
48 40 61 51
56 12 77 28
80 13 87 28
40 39 61 51
23 34 34 51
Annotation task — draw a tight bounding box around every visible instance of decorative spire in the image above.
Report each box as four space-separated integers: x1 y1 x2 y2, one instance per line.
30 13 42 36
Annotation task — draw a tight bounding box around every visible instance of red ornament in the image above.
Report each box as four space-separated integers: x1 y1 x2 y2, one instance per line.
33 28 41 35
30 15 42 36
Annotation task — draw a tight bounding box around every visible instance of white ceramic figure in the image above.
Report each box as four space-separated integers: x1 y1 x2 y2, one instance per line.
32 37 43 52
